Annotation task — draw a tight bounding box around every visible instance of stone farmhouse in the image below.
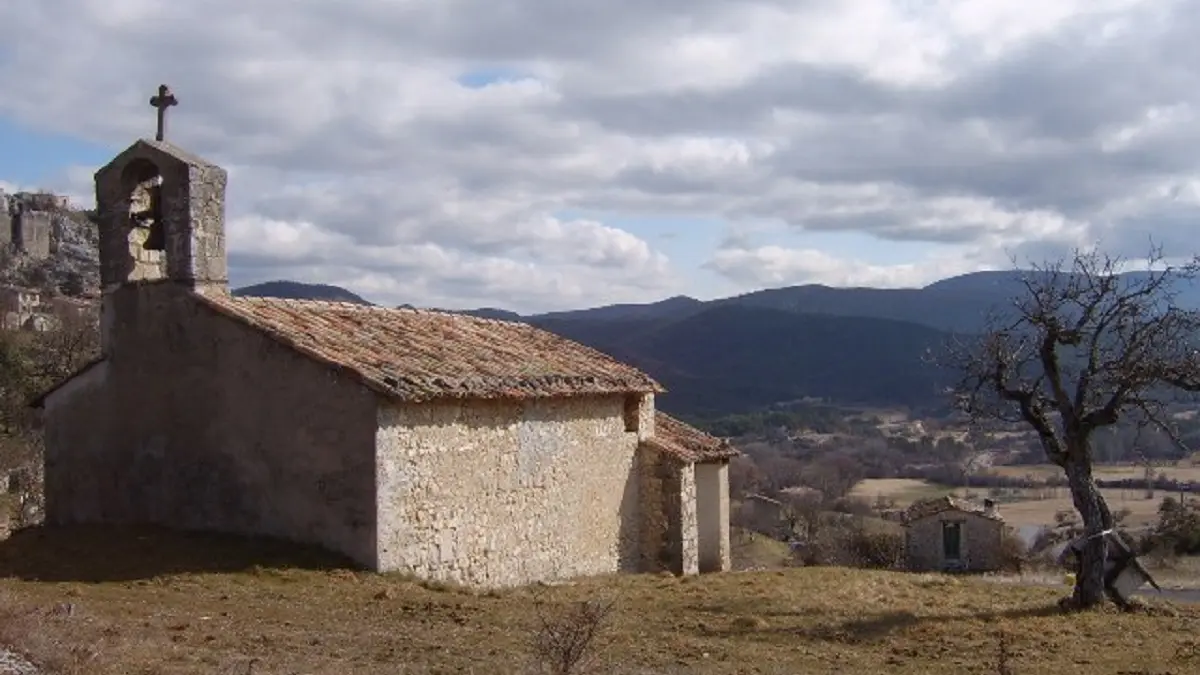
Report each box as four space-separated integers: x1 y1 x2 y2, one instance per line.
902 495 1006 573
738 493 791 540
32 137 738 587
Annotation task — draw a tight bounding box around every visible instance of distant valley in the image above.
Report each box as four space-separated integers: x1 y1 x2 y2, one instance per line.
238 273 1200 418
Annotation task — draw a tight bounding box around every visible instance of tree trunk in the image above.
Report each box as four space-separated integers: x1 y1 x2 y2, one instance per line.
1064 455 1114 608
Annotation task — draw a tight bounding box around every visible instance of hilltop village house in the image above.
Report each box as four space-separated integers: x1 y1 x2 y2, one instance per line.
0 285 96 332
32 137 738 587
903 496 1006 573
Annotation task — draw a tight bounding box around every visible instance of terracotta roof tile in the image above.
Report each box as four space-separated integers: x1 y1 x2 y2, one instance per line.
196 294 663 402
903 495 1003 523
643 412 739 463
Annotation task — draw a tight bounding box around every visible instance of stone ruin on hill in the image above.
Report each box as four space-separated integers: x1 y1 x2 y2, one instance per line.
0 191 60 259
0 189 100 301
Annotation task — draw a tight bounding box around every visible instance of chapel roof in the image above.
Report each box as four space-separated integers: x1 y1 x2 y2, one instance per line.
902 495 1004 524
644 411 740 463
195 294 663 403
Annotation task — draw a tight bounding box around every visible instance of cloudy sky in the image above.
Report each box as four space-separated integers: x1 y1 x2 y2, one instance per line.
0 0 1196 313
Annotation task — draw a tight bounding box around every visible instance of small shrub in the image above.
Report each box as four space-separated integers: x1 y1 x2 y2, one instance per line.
997 530 1028 573
846 524 905 569
530 595 616 675
1141 496 1200 555
799 518 904 569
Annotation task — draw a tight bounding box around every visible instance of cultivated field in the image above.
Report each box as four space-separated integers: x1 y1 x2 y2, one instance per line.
850 476 1175 530
848 479 956 505
0 526 1199 674
995 489 1166 529
988 462 1200 482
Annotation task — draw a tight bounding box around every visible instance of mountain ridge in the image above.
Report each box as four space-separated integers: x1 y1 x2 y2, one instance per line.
231 269 1200 334
230 270 1200 417
464 270 1200 333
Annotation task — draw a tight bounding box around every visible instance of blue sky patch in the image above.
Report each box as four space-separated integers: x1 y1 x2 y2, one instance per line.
0 114 112 189
455 66 536 89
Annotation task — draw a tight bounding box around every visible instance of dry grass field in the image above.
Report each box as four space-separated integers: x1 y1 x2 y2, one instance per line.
0 526 1199 674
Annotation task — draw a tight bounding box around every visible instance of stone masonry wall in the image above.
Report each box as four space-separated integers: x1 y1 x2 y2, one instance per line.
678 463 699 575
637 444 670 573
695 462 731 573
904 511 1004 572
42 282 379 566
375 395 642 587
636 445 697 576
635 393 655 440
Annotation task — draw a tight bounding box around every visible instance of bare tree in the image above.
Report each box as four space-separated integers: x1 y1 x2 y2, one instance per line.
800 453 864 501
782 490 824 545
939 247 1200 609
26 312 100 385
0 313 98 439
727 455 766 499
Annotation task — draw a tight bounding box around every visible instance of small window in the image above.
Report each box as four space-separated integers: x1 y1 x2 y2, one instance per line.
623 394 641 433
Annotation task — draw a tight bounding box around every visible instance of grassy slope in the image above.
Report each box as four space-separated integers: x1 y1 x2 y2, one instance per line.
729 528 793 570
0 527 1198 674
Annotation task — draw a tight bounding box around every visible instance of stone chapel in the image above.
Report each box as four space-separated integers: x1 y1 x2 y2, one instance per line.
32 137 737 587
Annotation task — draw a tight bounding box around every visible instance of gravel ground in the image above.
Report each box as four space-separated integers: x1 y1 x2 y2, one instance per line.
0 649 40 675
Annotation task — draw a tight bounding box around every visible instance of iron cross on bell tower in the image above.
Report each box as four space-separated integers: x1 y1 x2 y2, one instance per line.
149 84 178 142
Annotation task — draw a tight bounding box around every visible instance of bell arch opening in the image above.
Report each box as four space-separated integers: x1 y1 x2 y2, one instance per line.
121 158 166 254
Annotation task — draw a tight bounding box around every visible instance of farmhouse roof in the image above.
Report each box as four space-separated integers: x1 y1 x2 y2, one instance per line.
902 495 1003 524
194 295 663 403
643 412 740 463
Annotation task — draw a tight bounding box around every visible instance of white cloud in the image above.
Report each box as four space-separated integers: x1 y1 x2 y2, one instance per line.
1 0 1199 311
707 245 992 289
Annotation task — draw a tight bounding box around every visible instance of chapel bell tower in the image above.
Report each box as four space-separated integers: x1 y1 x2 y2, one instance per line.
92 86 228 295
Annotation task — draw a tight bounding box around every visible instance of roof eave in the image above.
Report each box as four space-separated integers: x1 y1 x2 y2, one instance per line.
28 356 107 409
